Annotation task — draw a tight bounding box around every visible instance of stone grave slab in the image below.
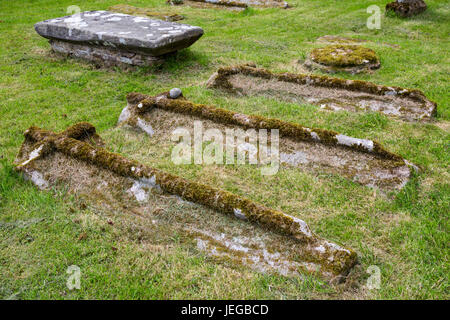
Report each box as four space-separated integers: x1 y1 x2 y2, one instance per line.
34 11 203 66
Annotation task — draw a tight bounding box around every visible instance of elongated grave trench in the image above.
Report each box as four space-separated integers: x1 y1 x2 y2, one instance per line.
118 91 416 191
206 64 437 121
14 123 357 282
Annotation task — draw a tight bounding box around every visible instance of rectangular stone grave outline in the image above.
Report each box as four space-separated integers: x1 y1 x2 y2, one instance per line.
185 0 289 9
118 91 417 190
14 122 357 281
34 11 204 67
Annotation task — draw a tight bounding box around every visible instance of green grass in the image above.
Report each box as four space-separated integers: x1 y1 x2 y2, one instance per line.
0 0 449 299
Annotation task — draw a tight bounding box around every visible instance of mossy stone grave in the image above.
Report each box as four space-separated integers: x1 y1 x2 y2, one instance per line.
34 11 203 67
304 45 380 74
14 122 357 282
206 64 436 121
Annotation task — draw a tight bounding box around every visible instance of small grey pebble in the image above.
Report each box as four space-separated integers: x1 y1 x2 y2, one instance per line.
169 88 182 99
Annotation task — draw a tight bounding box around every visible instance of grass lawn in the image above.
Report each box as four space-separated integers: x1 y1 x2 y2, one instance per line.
0 0 449 299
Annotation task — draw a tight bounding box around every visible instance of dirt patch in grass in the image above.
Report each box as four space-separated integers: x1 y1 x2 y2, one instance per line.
206 64 437 122
14 123 358 282
434 121 450 133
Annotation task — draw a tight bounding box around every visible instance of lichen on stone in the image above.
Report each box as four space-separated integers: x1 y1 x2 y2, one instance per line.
310 45 379 67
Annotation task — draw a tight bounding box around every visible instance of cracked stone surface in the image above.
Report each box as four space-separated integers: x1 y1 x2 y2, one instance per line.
34 10 204 57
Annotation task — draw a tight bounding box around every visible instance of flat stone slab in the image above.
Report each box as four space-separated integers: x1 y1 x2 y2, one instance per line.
34 11 203 57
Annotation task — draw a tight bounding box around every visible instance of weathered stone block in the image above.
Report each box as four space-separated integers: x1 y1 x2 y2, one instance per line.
34 11 204 66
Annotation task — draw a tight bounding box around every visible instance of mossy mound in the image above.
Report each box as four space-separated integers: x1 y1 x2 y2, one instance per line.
306 45 380 74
